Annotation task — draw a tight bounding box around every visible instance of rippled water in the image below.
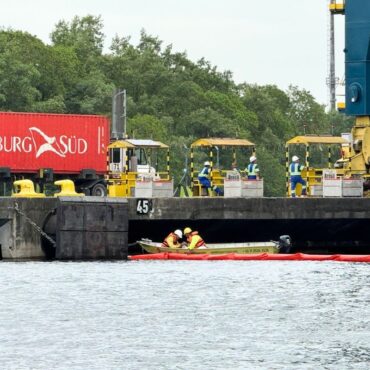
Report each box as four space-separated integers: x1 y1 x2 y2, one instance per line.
0 261 369 370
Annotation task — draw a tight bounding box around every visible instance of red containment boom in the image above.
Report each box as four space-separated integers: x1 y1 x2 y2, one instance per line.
129 253 370 263
0 112 109 174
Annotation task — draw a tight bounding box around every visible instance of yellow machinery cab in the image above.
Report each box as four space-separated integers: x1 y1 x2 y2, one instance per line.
107 139 172 197
285 135 348 197
190 138 256 196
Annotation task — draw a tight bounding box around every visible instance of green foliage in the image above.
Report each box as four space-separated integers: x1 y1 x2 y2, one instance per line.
127 114 167 141
287 85 330 135
0 54 41 111
0 30 42 111
51 15 105 63
31 95 66 113
65 70 114 114
38 46 80 101
0 18 352 197
327 110 355 136
257 147 287 197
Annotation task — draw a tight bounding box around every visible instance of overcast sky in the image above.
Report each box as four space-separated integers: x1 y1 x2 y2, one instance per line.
0 0 345 106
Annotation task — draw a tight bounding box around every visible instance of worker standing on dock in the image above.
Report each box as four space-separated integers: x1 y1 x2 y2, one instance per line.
198 161 223 196
183 227 207 250
289 156 306 198
162 229 183 248
246 156 260 180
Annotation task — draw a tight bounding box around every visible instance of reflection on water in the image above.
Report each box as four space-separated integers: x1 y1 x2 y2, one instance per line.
0 261 369 369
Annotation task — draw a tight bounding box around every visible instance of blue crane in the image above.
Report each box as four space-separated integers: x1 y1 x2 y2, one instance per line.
331 0 370 176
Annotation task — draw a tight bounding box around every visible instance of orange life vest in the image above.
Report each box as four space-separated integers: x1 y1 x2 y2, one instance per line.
162 232 180 248
186 231 206 248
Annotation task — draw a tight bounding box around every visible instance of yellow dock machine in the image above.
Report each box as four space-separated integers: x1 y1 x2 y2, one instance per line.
285 135 349 197
190 138 259 197
107 139 173 197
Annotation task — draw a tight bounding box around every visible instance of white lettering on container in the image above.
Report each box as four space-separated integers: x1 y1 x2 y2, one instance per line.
0 126 90 158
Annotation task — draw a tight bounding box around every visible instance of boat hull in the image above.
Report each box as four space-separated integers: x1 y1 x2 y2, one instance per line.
138 240 279 254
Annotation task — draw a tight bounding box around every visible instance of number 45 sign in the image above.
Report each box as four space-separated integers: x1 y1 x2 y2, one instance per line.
136 199 153 215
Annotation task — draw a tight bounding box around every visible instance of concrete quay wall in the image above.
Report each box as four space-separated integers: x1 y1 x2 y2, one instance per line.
56 197 128 260
128 197 370 220
128 198 370 253
0 197 128 260
0 198 56 259
1 196 370 259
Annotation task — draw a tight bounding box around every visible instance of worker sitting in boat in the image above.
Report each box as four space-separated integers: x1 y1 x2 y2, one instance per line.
246 156 260 180
162 229 183 248
289 155 306 198
183 227 207 250
198 161 223 196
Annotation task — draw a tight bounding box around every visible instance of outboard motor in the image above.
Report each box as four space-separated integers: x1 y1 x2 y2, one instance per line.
278 235 292 254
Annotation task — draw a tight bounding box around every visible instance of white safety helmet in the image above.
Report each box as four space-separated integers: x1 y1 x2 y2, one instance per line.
249 155 257 162
174 229 183 238
204 161 211 166
292 155 299 162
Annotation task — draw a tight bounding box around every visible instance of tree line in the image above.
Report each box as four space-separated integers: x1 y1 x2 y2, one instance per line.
0 15 354 196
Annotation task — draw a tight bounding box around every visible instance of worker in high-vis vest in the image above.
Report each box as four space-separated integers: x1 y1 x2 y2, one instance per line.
198 161 223 196
183 227 207 250
162 229 183 248
289 155 306 198
246 156 260 180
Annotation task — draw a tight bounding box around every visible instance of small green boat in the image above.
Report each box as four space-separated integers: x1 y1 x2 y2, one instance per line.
138 239 285 255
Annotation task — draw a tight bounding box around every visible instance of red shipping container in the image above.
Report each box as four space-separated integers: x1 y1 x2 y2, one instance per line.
0 112 109 174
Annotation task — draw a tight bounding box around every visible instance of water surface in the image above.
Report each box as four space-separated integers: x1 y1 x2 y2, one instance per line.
0 261 369 369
